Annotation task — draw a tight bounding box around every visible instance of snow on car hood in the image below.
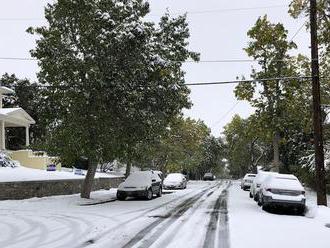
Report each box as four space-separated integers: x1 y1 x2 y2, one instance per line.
164 173 183 184
120 172 151 188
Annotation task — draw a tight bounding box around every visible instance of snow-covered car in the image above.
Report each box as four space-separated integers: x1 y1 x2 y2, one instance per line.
240 173 256 190
152 170 163 181
250 171 277 201
163 173 187 189
116 171 162 200
258 174 306 214
203 172 215 181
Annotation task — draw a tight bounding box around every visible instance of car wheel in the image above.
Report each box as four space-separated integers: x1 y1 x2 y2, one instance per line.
117 192 126 201
254 194 259 202
297 206 305 216
262 204 269 212
146 188 153 200
157 187 162 197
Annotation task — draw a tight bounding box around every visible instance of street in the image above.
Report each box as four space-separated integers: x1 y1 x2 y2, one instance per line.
0 180 329 248
0 181 230 248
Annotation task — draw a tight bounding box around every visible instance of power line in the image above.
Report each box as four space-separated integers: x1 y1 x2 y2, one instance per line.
211 101 240 128
185 76 313 86
150 4 288 16
0 57 36 61
0 5 288 21
0 57 311 64
289 22 307 42
183 59 256 63
0 18 45 21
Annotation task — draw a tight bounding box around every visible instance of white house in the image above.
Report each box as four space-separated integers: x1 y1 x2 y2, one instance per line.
0 86 35 150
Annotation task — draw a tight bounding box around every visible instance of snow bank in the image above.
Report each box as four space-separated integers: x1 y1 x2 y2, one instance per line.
228 181 330 248
0 166 118 182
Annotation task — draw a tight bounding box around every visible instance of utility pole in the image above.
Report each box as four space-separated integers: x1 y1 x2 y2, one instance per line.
310 0 327 206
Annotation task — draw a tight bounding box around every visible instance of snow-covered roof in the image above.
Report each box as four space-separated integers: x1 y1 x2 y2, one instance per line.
0 86 14 95
0 107 35 127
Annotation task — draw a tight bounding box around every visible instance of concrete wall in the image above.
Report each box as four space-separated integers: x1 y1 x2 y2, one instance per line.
0 177 124 200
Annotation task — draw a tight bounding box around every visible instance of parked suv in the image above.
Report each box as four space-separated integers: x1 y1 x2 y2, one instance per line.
241 173 256 190
117 171 162 200
259 174 306 214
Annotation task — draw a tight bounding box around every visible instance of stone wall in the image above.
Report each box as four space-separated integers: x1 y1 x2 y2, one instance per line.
0 177 124 200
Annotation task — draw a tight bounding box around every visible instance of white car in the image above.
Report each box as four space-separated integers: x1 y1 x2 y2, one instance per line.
241 173 256 190
250 171 278 201
163 173 187 189
258 174 306 214
117 171 162 200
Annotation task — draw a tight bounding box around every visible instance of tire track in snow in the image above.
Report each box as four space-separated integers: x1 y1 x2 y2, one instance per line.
203 182 230 248
0 212 93 248
140 183 226 248
77 184 213 247
121 182 223 248
0 214 49 248
0 221 19 245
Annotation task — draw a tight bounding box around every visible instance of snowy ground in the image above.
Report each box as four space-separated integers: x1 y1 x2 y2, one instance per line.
1 180 329 248
0 166 118 182
228 181 330 248
0 180 229 248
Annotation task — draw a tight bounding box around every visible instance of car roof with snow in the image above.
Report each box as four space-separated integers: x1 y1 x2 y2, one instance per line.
244 173 256 178
165 173 184 180
263 174 304 191
254 171 278 183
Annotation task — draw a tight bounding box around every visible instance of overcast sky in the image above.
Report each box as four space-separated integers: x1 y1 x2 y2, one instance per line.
0 0 310 137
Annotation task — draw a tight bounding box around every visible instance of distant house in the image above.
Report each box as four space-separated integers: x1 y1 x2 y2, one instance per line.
0 86 60 170
0 86 35 150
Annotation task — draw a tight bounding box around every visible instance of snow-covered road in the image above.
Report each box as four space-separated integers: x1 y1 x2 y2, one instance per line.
0 180 230 248
2 180 329 248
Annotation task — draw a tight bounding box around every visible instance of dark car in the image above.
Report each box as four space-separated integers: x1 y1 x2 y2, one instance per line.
203 172 215 181
117 171 162 200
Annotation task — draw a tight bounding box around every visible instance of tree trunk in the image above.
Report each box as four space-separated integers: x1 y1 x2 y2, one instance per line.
272 132 280 172
125 162 132 178
81 159 98 199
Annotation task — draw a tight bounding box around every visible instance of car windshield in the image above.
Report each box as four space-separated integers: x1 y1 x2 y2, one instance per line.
125 172 151 184
165 174 183 181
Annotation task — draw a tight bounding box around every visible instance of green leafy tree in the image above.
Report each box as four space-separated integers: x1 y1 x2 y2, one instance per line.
235 16 310 171
223 114 270 178
132 116 214 179
28 0 199 198
199 136 225 178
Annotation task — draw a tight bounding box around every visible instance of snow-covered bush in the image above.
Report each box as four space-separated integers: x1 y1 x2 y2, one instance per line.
0 152 20 168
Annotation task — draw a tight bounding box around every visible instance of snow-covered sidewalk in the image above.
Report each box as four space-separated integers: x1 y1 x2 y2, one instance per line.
228 181 330 248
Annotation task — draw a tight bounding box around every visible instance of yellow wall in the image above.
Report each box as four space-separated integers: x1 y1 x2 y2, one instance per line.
10 150 61 170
